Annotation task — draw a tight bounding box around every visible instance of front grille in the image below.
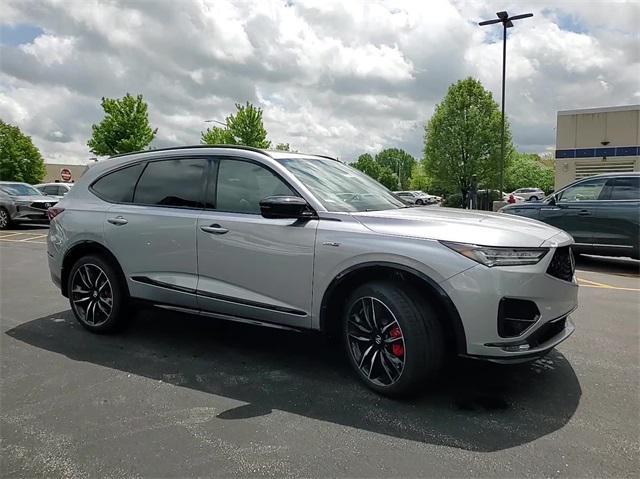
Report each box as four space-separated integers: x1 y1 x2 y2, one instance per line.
30 201 55 210
546 246 575 282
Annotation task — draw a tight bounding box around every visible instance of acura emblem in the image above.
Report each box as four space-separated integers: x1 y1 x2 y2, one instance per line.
44 203 50 208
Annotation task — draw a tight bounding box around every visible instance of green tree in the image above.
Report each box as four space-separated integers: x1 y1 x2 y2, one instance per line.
275 143 290 151
409 162 430 191
201 102 271 148
87 93 157 156
375 148 416 190
424 77 512 207
352 153 381 180
377 167 399 190
200 126 234 145
0 120 45 183
505 152 554 194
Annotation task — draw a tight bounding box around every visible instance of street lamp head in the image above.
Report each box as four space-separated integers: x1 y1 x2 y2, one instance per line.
478 11 533 28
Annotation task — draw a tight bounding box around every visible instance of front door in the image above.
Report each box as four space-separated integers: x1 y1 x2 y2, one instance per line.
102 157 208 309
539 177 608 245
196 158 317 328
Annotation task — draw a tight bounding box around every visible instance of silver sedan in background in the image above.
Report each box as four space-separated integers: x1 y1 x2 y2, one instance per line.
0 181 58 229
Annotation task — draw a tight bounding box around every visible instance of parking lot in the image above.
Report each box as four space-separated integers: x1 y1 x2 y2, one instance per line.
1 227 638 478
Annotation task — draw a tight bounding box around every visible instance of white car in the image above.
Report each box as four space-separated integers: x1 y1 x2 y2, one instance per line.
477 189 525 203
35 183 73 199
394 190 438 205
510 188 545 202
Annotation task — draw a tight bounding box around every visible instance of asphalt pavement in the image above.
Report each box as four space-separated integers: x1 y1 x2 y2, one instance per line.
1 227 638 478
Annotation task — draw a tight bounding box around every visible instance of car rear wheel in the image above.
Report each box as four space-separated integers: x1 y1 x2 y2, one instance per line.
0 207 11 230
68 255 128 333
342 281 444 397
415 199 424 205
529 196 539 201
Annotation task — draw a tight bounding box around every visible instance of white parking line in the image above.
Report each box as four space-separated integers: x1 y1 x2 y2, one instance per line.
0 232 25 239
19 234 47 241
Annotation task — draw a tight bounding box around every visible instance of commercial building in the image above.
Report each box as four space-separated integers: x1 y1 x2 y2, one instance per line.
555 105 639 189
43 163 89 183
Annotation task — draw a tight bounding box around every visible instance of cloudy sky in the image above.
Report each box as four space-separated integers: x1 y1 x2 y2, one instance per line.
1 0 638 164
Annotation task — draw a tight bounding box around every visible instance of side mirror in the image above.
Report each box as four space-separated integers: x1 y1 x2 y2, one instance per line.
259 196 315 220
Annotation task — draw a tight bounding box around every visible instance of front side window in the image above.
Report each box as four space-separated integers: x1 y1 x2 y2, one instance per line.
279 158 405 212
92 163 145 203
215 159 295 214
558 178 607 202
610 177 640 200
133 158 206 208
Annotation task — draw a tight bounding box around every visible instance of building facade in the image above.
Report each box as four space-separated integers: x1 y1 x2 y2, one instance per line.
555 105 639 189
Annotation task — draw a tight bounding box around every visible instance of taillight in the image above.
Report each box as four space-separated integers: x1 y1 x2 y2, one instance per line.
47 207 65 220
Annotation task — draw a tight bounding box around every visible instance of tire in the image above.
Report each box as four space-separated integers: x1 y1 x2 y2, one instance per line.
342 280 444 397
0 207 11 230
529 196 539 201
67 254 128 333
416 199 424 205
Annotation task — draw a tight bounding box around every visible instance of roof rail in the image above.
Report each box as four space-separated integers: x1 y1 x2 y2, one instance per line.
109 144 273 159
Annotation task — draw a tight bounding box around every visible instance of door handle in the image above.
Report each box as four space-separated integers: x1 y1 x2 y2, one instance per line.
107 216 128 225
578 210 591 216
200 224 228 235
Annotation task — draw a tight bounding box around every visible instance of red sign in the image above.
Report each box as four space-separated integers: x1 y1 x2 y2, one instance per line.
60 168 72 182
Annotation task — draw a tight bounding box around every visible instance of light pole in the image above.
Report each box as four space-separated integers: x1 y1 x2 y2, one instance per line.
479 11 532 196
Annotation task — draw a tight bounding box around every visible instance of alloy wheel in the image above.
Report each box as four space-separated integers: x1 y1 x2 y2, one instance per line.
71 264 113 326
0 209 8 229
346 296 406 386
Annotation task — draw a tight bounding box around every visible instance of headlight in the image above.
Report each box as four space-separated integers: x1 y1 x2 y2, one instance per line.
442 241 549 267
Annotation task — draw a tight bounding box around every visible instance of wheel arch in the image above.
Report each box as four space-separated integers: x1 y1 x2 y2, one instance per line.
319 262 467 355
61 241 128 298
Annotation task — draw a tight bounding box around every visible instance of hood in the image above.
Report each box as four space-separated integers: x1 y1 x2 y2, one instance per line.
14 195 58 203
352 206 567 247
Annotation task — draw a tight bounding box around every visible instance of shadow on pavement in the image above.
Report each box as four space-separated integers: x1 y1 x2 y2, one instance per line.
6 308 582 452
575 254 639 276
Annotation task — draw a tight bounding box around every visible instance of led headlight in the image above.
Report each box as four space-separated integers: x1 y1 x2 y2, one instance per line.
442 241 549 267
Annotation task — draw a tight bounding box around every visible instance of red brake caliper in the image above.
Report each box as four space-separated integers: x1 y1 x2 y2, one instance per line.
389 325 404 357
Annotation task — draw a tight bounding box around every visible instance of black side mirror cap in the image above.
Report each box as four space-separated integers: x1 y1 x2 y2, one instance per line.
259 196 316 219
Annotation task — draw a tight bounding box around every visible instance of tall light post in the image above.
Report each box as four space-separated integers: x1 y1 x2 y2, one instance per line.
479 11 532 195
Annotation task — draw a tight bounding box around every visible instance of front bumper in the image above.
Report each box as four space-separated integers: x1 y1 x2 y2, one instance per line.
440 245 578 360
11 204 50 222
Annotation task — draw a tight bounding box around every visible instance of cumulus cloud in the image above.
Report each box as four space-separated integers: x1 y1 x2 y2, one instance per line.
0 0 638 164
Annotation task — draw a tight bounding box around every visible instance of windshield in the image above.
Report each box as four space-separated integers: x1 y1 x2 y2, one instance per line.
0 183 42 196
278 158 405 212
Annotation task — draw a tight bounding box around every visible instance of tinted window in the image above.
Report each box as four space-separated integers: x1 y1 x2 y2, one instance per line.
558 178 607 202
610 177 640 200
134 158 205 208
92 163 144 203
216 160 295 214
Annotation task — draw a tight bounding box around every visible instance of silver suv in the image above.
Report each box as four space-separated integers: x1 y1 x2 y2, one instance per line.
47 146 578 396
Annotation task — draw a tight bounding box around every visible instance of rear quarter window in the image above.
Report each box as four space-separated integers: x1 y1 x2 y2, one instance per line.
91 163 145 203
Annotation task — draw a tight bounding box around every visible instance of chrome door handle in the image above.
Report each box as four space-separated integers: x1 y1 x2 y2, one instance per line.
578 210 591 216
107 216 128 225
200 224 228 235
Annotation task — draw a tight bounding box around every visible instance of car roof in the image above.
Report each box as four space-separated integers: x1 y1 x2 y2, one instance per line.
580 172 640 178
110 145 337 162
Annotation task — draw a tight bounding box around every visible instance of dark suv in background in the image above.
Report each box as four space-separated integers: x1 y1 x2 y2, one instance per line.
501 173 639 259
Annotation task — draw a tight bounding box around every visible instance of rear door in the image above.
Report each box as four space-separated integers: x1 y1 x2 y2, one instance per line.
195 157 317 328
101 157 208 309
539 177 608 245
591 176 640 253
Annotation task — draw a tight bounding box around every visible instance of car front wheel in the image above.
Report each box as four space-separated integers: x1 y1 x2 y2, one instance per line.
67 255 128 333
415 199 424 205
342 281 444 397
0 207 11 230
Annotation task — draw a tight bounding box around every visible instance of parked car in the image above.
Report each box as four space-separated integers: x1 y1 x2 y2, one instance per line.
510 188 545 202
0 181 58 230
35 182 73 199
394 190 437 205
501 173 639 259
47 146 577 396
477 189 525 203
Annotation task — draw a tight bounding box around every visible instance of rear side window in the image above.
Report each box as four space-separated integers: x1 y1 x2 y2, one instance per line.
610 177 640 200
92 163 145 203
133 158 206 208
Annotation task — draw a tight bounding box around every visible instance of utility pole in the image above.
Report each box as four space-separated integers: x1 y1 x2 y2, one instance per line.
479 11 533 195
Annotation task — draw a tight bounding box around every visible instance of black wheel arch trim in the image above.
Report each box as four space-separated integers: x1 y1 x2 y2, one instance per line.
319 261 467 354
